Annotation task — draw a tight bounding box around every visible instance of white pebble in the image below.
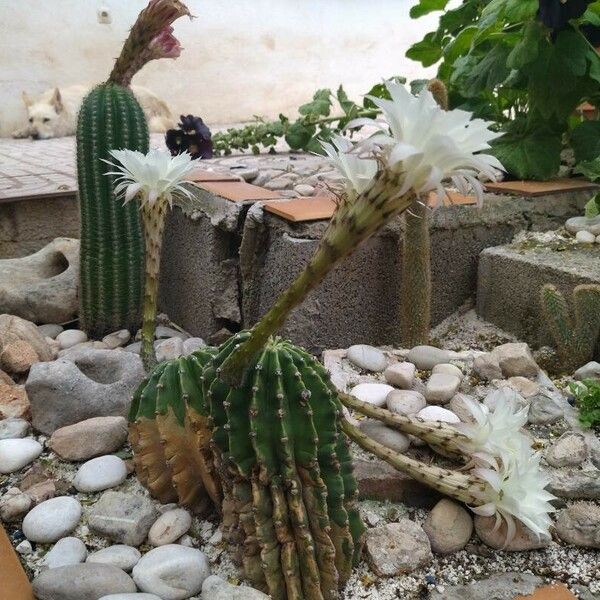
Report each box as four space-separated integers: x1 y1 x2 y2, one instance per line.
16 540 33 555
576 230 596 244
0 438 42 474
56 329 88 349
22 496 82 543
0 417 30 440
384 362 416 389
42 537 87 570
148 509 192 546
432 363 463 380
417 405 460 424
73 455 127 492
87 545 141 572
386 390 426 415
350 383 395 407
347 345 387 372
425 373 461 405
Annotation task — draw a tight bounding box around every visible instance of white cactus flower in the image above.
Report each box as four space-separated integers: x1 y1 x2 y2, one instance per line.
470 444 556 542
105 148 196 207
344 81 504 204
321 134 377 197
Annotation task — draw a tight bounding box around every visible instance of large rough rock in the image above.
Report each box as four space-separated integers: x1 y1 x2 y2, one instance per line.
0 238 79 324
555 502 600 548
429 572 544 600
26 347 145 434
0 314 55 371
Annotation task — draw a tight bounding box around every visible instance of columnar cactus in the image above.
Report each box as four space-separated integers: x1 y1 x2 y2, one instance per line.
77 84 148 338
540 283 600 372
203 332 364 600
128 347 221 513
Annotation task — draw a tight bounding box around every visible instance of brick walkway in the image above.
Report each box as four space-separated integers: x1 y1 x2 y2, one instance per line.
0 134 164 203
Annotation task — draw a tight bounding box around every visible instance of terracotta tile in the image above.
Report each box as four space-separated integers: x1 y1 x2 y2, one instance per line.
0 524 34 600
427 190 477 207
185 169 240 182
484 178 598 197
263 196 337 222
514 583 577 600
196 181 284 202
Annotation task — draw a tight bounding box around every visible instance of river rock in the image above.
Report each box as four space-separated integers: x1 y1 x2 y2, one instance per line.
0 486 32 522
102 330 131 349
33 563 136 600
574 361 600 380
425 373 461 405
1 339 40 373
359 419 410 453
491 343 538 378
347 344 387 372
423 499 473 554
0 314 54 367
182 337 206 355
384 362 415 389
155 337 184 362
49 416 128 461
349 382 394 407
528 392 564 424
27 346 145 434
472 353 503 380
132 545 211 600
56 329 88 350
99 595 162 600
386 389 426 415
547 469 600 499
0 382 29 418
89 491 158 546
148 509 192 546
555 502 600 548
0 437 42 473
474 515 550 550
87 545 142 572
22 496 82 543
546 432 588 467
576 230 596 243
0 417 29 439
429 572 544 600
0 239 79 324
432 363 463 380
416 405 460 424
448 394 477 423
73 455 128 492
566 215 600 235
201 575 270 600
38 324 63 339
41 537 87 570
365 520 432 576
406 346 453 370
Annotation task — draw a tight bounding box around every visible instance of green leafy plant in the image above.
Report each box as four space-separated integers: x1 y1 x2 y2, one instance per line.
569 379 600 427
407 0 600 180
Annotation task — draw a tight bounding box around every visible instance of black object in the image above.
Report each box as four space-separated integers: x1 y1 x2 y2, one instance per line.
538 0 592 31
165 114 213 159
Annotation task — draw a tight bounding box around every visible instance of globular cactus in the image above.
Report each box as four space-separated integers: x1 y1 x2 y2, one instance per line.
128 347 221 514
203 332 364 600
540 283 600 372
77 83 148 338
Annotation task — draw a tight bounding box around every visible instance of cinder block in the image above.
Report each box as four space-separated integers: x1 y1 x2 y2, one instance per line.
239 190 590 353
477 242 600 348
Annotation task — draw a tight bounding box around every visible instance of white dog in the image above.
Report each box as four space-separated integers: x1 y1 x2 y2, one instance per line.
13 84 175 139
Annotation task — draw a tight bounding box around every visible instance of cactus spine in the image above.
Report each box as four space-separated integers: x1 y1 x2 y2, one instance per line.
128 347 221 513
204 333 364 599
77 84 148 338
540 283 600 372
399 79 447 347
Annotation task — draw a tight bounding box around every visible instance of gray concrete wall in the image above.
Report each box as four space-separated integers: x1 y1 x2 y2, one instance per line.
477 243 600 350
0 195 79 258
239 191 590 353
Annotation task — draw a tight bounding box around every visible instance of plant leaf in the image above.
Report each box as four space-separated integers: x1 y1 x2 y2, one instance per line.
409 0 450 19
571 120 600 163
298 89 332 117
406 32 444 67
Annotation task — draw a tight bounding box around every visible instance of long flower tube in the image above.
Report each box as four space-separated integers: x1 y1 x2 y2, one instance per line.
218 82 503 386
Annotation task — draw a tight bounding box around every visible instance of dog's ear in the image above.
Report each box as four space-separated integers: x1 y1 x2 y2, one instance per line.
21 91 32 108
50 88 63 113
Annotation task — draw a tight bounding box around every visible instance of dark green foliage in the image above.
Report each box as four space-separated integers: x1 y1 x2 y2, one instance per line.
407 0 600 180
569 379 600 428
540 284 600 373
77 83 149 337
204 333 364 599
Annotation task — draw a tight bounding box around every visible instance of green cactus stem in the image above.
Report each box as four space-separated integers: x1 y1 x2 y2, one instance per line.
219 171 415 386
128 347 221 513
77 83 148 338
540 283 600 373
203 332 365 600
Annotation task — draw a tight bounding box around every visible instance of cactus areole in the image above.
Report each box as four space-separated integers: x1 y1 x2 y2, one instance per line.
77 83 148 338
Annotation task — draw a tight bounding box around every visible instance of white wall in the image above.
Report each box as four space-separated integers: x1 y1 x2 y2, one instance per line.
0 0 443 137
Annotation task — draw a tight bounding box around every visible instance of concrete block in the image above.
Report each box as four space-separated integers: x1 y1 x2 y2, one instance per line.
239 191 589 353
477 241 600 349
